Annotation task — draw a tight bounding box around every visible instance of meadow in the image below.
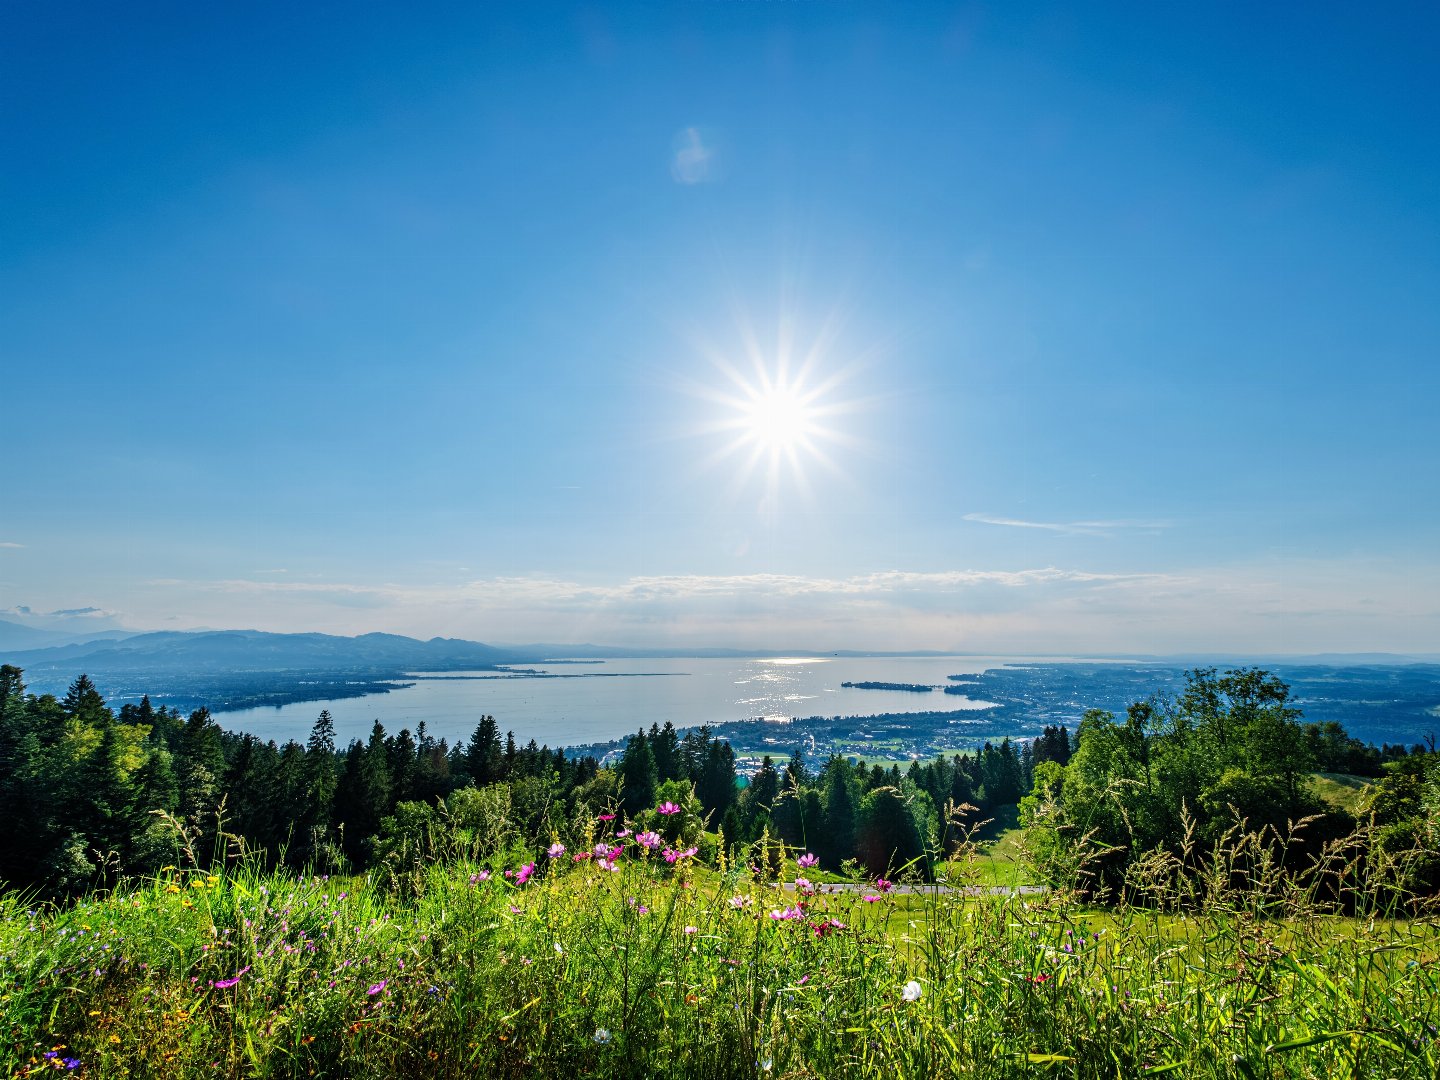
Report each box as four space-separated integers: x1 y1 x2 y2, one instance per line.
3 823 1437 1079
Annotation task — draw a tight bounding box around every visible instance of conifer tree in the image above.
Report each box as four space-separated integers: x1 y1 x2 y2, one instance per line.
697 738 738 820
619 730 658 816
466 715 503 786
819 755 857 870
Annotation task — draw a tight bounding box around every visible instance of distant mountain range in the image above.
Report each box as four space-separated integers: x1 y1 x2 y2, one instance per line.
3 628 526 677
0 616 136 654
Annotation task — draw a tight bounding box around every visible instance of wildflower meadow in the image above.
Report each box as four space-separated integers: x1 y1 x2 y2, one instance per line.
2 806 1437 1079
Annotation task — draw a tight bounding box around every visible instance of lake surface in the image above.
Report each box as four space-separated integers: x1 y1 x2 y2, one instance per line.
217 655 1064 749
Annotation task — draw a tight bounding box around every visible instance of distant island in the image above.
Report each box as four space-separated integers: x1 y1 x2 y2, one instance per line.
840 680 935 692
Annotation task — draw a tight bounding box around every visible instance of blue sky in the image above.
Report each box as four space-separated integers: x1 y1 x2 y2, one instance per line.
2 1 1438 653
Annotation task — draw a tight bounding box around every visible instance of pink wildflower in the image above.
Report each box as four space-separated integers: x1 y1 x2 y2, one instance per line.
657 801 682 816
598 813 616 822
515 862 536 885
367 980 387 995
637 831 663 850
211 966 249 990
547 842 566 859
797 852 819 869
876 878 894 893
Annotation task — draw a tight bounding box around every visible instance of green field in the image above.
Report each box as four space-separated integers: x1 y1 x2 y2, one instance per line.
1308 772 1374 815
939 804 1037 888
4 851 1436 1079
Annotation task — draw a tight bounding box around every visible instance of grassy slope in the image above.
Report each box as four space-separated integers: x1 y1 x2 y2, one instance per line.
1309 772 1373 815
944 804 1036 887
4 854 1435 1080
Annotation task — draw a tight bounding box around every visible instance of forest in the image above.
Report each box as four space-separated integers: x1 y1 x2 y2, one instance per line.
0 663 1435 902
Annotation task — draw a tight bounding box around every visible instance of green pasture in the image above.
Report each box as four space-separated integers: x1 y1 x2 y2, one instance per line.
3 851 1436 1079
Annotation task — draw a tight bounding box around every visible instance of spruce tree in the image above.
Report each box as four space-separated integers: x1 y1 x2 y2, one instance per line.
820 755 857 869
619 731 658 816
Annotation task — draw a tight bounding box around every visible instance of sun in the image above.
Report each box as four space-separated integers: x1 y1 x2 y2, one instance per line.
674 301 873 508
740 377 820 457
688 346 859 506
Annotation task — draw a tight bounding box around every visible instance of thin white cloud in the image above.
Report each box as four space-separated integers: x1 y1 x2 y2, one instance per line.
0 605 128 631
964 513 1172 535
671 127 716 184
128 556 1440 654
0 542 23 549
149 578 392 608
144 566 1188 643
147 567 1179 612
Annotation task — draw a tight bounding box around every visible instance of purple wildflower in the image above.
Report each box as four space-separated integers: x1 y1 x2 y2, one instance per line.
368 980 387 995
797 852 819 869
212 965 250 990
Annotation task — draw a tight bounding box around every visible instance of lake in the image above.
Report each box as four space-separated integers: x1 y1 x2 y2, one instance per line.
216 655 1064 749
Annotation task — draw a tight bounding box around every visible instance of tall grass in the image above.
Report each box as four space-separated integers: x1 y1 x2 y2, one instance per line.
2 822 1437 1078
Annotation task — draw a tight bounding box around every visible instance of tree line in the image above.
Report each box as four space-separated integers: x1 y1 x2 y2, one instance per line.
1 663 1434 901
